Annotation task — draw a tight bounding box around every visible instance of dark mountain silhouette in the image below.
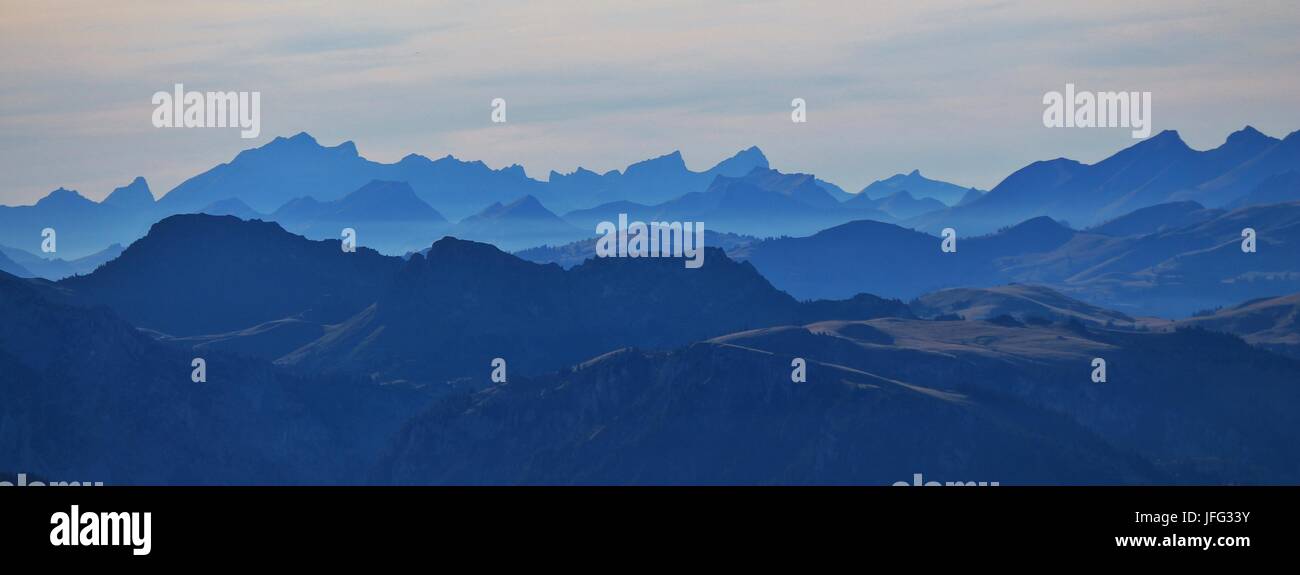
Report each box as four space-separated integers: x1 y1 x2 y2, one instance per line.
280 237 908 386
376 341 1153 484
858 169 981 206
698 317 1300 483
515 229 758 269
0 268 430 484
150 317 329 362
377 308 1300 484
58 214 404 336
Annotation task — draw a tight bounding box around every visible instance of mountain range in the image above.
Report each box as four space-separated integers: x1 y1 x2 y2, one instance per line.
14 126 1299 263
377 306 1300 484
734 200 1300 316
6 127 1300 485
909 127 1300 234
5 208 1300 484
1 134 978 258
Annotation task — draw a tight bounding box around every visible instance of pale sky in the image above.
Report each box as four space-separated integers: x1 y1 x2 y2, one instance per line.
2 0 1298 205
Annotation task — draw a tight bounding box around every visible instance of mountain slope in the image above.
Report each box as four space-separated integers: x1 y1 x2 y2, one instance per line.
1088 201 1223 237
58 214 404 336
1178 293 1300 358
0 269 428 484
911 284 1137 325
376 341 1156 485
843 189 946 219
909 127 1293 234
282 237 908 386
858 169 982 206
451 195 585 250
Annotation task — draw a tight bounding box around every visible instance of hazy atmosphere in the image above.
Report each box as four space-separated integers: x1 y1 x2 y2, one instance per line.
2 0 1298 204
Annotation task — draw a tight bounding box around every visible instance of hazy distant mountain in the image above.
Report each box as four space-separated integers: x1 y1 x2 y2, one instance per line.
956 187 985 206
200 197 264 220
100 176 155 209
816 178 854 201
0 250 30 277
843 189 947 219
0 268 429 485
451 195 585 251
0 179 157 259
910 127 1297 235
0 243 124 280
1088 201 1223 237
739 202 1300 316
858 169 981 206
154 132 775 221
565 167 892 237
1225 171 1300 209
1063 201 1300 315
59 214 404 336
1185 127 1300 207
546 146 771 212
158 133 380 214
733 216 1075 301
267 180 448 255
